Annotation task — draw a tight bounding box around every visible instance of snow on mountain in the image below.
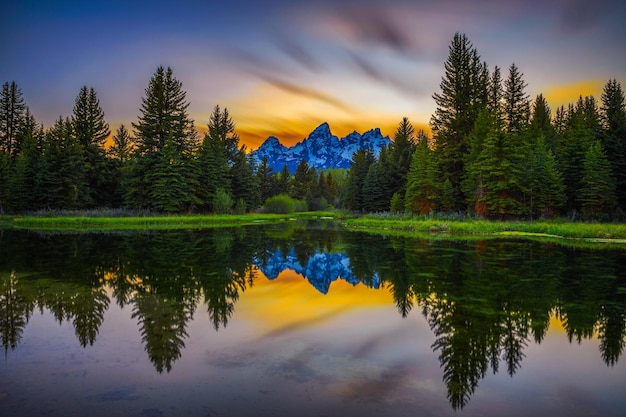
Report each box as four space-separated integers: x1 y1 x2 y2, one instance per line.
252 122 391 173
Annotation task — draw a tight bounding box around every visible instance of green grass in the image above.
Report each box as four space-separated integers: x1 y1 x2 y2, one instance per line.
3 211 626 249
338 215 626 245
0 211 340 231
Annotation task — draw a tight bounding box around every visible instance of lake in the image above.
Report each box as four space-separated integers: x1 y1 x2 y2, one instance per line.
1 221 625 417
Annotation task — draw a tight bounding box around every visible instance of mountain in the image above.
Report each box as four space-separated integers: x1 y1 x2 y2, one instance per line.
251 122 392 173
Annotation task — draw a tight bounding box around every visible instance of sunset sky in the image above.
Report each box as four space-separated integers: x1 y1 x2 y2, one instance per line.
2 0 625 149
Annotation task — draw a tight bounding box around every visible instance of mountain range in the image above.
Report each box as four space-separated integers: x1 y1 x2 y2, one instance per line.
251 122 392 173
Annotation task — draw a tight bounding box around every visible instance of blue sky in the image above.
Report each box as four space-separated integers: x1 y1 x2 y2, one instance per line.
2 0 625 148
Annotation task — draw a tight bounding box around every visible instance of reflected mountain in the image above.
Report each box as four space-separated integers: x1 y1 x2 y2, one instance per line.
256 248 381 294
0 224 625 410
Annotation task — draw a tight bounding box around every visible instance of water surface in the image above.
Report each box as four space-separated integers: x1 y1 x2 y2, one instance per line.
1 223 625 416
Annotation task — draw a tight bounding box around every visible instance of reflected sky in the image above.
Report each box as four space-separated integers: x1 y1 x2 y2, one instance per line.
1 226 625 416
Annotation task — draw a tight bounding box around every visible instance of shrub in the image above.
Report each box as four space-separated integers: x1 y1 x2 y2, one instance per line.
213 189 233 214
263 194 296 214
234 198 247 214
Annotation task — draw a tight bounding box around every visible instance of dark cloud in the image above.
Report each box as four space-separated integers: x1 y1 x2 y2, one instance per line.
256 73 355 114
269 28 324 72
348 50 429 98
337 6 413 52
558 0 611 33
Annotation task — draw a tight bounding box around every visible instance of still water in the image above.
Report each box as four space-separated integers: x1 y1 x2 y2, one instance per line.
1 221 625 417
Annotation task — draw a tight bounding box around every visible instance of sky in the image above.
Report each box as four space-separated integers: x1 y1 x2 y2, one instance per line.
2 0 625 149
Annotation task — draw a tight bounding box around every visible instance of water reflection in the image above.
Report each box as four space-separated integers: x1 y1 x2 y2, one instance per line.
1 224 625 411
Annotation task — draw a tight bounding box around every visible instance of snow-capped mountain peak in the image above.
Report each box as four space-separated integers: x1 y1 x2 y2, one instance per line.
252 122 391 173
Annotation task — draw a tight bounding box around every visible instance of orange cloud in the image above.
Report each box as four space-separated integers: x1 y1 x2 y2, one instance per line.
543 79 604 110
219 81 431 150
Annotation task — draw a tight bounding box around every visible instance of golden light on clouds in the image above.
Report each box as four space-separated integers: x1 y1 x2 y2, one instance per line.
221 80 431 149
543 80 604 110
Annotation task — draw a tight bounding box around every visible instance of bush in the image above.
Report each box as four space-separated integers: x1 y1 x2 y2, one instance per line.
263 194 296 214
234 198 247 214
213 189 233 214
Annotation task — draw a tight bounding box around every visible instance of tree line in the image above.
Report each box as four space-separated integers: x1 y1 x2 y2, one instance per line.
1 33 624 219
344 33 625 220
0 66 344 214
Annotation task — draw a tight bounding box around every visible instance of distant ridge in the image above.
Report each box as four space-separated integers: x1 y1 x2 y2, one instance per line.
251 122 392 173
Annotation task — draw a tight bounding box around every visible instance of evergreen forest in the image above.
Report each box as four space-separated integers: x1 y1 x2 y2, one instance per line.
1 33 624 220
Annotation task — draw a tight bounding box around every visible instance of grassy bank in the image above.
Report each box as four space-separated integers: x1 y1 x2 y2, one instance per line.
2 211 626 247
0 211 339 231
338 215 626 244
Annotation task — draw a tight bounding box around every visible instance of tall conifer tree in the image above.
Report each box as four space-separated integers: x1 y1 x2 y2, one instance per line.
600 79 626 208
431 33 489 208
503 63 530 134
0 81 27 158
128 66 197 211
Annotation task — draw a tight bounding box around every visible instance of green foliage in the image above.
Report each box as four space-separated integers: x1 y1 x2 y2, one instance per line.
108 124 133 163
503 63 530 133
405 133 439 215
261 194 311 213
342 148 375 210
127 66 197 211
212 188 233 214
390 192 404 214
0 81 27 158
578 141 617 219
431 33 489 205
600 79 626 208
146 138 196 213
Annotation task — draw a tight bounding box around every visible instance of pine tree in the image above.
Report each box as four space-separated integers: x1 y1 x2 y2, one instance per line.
39 117 90 209
72 86 110 149
230 150 260 212
256 156 274 203
342 148 374 210
389 117 416 197
522 137 565 218
196 105 238 211
129 66 197 210
530 94 556 151
108 124 133 162
0 151 8 214
473 127 525 218
578 141 616 219
557 103 595 211
538 148 566 217
600 79 626 209
362 162 389 212
71 86 111 207
291 159 312 200
146 137 191 212
405 133 440 215
503 63 530 134
7 129 43 212
277 164 291 195
0 81 27 158
431 33 489 208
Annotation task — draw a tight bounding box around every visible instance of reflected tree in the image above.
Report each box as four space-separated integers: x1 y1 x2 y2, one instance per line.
132 293 192 373
0 271 32 355
71 287 110 347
